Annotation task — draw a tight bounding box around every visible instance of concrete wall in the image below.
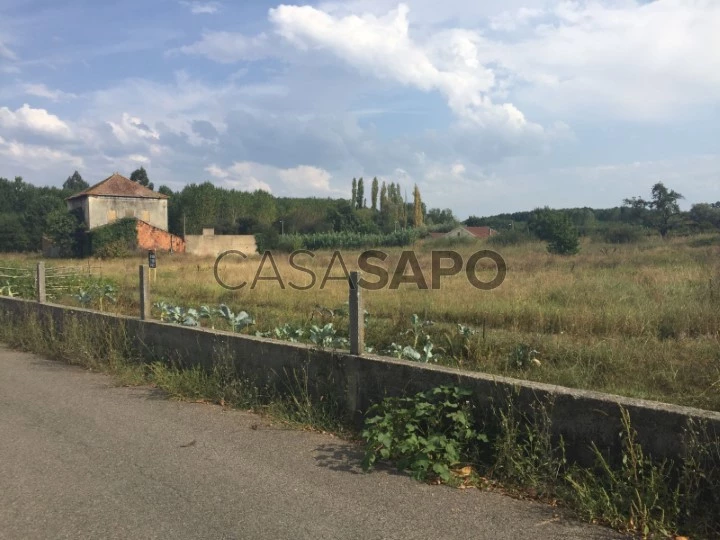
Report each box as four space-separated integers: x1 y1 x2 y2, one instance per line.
136 220 185 253
1 295 718 466
79 196 168 231
185 233 257 257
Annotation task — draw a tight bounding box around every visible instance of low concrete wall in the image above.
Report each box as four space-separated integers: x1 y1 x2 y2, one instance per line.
185 234 256 257
1 296 718 465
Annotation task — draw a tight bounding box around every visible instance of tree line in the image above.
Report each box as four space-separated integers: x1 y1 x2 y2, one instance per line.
0 170 456 254
0 168 164 254
469 182 720 254
2 170 717 257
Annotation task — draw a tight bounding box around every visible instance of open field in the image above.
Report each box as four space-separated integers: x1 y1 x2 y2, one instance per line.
2 233 720 411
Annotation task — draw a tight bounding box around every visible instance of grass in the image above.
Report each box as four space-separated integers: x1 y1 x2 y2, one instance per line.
2 302 719 537
0 305 348 435
2 232 720 410
362 386 720 538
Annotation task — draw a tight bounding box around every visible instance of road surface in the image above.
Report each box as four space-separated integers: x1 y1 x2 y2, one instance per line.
0 346 619 539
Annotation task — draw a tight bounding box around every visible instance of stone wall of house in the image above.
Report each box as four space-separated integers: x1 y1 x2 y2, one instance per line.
80 196 168 231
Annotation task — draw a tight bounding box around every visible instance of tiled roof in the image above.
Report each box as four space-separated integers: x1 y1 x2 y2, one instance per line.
66 173 167 200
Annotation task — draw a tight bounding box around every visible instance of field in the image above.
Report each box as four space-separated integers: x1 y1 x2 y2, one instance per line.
3 233 720 411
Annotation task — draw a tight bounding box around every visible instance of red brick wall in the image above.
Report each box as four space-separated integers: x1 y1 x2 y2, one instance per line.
136 220 185 252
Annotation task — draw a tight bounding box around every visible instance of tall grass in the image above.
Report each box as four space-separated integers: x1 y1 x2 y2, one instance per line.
3 233 719 410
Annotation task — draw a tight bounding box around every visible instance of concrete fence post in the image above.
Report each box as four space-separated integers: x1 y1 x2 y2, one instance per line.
139 264 150 320
36 262 46 303
349 271 364 355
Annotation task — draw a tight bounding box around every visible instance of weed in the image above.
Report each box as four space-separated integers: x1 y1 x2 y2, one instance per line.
565 408 681 537
362 386 489 482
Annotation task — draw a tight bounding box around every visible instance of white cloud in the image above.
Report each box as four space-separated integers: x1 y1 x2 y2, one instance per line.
268 3 540 134
108 112 160 144
23 83 77 102
490 7 544 32
278 165 332 191
0 40 16 61
207 161 337 195
482 0 720 119
206 162 273 192
0 104 73 139
451 163 465 175
181 1 221 14
128 154 150 164
316 0 547 26
0 135 83 169
177 32 269 63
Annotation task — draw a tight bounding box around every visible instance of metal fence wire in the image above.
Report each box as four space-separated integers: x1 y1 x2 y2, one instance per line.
0 264 102 299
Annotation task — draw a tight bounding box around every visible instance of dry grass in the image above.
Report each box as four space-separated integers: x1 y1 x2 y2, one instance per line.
3 232 720 410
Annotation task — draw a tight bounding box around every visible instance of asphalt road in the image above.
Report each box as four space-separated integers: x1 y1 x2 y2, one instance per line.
0 346 620 540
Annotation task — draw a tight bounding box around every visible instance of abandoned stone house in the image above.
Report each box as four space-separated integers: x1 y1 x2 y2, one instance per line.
64 173 185 253
44 172 255 257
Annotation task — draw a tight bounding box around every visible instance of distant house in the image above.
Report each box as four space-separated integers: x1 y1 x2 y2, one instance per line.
443 226 498 239
64 173 185 253
67 172 169 231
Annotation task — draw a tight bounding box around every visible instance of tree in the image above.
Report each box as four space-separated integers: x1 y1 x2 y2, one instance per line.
371 177 379 211
63 171 89 192
379 182 387 213
530 208 580 255
426 208 456 225
130 167 154 190
689 203 720 231
158 185 173 197
46 208 85 257
351 178 357 208
413 185 424 227
356 177 365 209
623 182 683 238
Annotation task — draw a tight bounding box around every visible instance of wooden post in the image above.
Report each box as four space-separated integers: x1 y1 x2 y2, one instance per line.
139 265 150 320
349 271 364 355
36 262 46 303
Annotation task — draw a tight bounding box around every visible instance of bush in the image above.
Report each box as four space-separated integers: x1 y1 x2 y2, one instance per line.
362 386 488 481
602 224 644 244
487 229 534 247
89 218 137 258
530 208 580 255
257 229 424 252
45 208 86 257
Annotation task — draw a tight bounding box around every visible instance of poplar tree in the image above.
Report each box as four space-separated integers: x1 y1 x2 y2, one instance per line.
413 185 424 227
371 177 379 211
357 177 365 209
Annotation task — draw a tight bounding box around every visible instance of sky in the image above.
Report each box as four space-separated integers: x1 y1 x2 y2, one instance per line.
0 0 718 218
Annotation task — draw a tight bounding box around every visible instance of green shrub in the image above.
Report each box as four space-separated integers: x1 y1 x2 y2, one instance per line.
487 229 534 247
530 208 580 255
257 229 424 252
89 218 137 258
602 224 644 244
362 386 488 481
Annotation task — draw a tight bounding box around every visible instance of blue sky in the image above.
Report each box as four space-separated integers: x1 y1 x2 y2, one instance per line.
1 0 718 218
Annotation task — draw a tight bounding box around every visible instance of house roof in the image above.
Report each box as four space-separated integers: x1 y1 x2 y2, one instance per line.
66 173 167 200
464 226 496 238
